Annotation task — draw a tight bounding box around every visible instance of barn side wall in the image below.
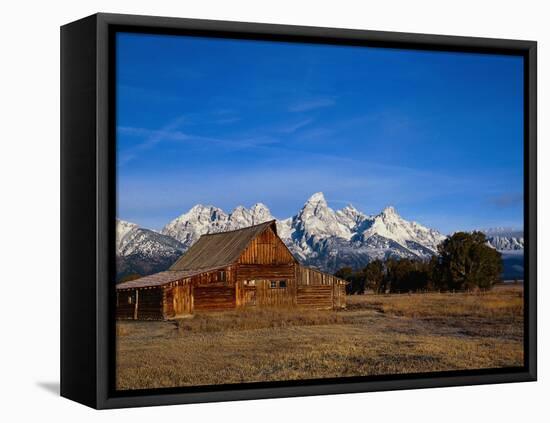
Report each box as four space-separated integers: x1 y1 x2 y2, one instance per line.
236 264 296 281
234 263 347 310
296 265 347 309
296 285 334 309
137 287 164 319
193 284 236 312
116 287 164 320
116 290 135 319
160 266 236 317
235 264 297 308
236 278 297 308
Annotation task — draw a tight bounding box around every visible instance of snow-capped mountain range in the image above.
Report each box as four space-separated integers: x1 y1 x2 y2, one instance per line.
481 228 524 251
116 219 187 279
116 192 524 280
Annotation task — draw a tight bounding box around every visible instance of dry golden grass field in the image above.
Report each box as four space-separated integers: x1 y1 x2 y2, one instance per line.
116 284 524 390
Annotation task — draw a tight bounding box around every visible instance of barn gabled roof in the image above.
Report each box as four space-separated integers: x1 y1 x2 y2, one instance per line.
169 220 285 272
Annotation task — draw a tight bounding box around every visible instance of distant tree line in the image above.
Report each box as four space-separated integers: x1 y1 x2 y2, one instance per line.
336 232 503 294
118 273 142 283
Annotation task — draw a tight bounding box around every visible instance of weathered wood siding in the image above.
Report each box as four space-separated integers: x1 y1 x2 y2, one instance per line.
136 288 164 319
193 284 236 312
163 288 175 318
296 265 340 285
238 226 295 265
188 266 236 286
116 290 135 319
236 264 295 281
237 284 258 307
257 279 296 307
236 279 297 308
333 284 347 309
296 285 334 309
116 288 164 320
174 285 193 315
161 266 235 317
163 284 193 318
236 232 297 308
296 265 347 309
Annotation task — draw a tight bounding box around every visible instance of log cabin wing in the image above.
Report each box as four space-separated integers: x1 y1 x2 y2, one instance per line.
116 220 347 320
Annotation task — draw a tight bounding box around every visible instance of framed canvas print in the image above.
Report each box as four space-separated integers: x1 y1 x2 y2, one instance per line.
60 13 537 409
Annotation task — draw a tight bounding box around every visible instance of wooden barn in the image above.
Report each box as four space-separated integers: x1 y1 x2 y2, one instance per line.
116 220 348 320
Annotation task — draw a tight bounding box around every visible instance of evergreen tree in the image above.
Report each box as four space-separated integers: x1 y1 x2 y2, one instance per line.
336 267 365 294
364 260 384 293
335 267 354 281
437 231 502 290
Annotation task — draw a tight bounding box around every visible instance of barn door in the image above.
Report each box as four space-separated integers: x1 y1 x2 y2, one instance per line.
244 285 256 306
173 285 191 316
238 280 257 307
173 288 182 315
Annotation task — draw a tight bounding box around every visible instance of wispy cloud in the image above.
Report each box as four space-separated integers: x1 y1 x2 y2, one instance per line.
211 109 241 125
296 127 335 141
289 98 335 112
117 115 188 166
118 122 282 167
277 118 314 134
118 126 190 141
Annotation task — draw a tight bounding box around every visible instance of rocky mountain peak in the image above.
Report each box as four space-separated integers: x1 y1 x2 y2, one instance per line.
335 204 369 232
295 192 354 242
301 192 330 214
177 204 228 223
251 202 269 211
250 203 273 220
299 192 333 219
161 204 228 245
117 218 138 232
226 203 274 230
306 191 327 204
116 219 139 250
381 205 398 218
342 204 359 213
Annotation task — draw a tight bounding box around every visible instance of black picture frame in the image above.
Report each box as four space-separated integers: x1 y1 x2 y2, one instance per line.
60 12 537 409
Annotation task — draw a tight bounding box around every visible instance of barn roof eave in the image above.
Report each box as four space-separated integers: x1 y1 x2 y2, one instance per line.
115 265 230 290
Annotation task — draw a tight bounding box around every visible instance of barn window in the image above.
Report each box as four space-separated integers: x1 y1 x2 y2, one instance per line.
270 281 277 288
219 270 226 282
127 295 133 305
279 280 287 288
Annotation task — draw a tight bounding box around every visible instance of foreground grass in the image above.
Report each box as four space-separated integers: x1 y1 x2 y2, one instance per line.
175 308 343 333
116 284 524 390
346 284 524 340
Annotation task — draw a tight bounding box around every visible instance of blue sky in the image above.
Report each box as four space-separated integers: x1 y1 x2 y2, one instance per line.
116 32 524 234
